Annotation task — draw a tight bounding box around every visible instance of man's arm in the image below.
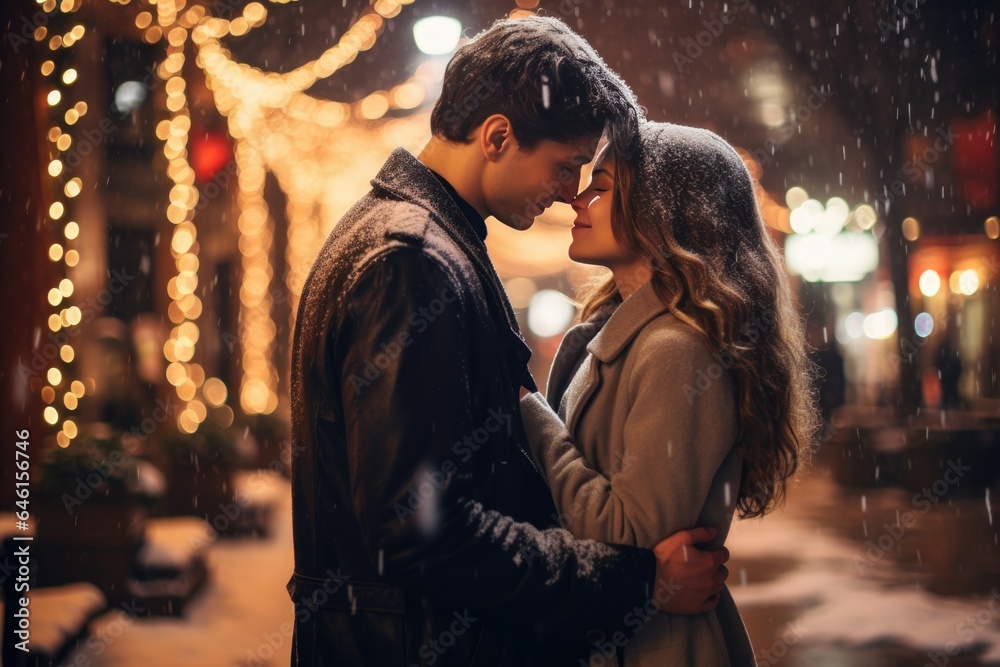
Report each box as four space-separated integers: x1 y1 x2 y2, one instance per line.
334 246 658 638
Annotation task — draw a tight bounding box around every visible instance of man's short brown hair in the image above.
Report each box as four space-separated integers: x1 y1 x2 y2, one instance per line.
430 16 642 151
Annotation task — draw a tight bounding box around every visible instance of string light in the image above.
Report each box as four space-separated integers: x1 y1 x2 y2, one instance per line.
187 0 436 416
150 0 220 434
38 0 85 446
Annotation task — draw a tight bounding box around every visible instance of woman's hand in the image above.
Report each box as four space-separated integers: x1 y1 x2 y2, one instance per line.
519 386 532 399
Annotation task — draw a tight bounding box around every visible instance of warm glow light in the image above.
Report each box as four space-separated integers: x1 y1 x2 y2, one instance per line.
60 345 74 362
902 216 920 242
949 271 963 294
65 221 79 239
49 244 64 261
412 16 462 55
986 216 1000 240
203 377 228 407
64 177 82 197
48 160 63 177
44 407 59 425
785 187 808 210
49 202 64 219
527 290 576 338
958 269 980 296
845 312 864 339
918 270 941 297
62 68 77 84
359 93 389 120
47 89 61 106
47 368 62 385
854 205 877 230
784 233 879 282
863 308 898 340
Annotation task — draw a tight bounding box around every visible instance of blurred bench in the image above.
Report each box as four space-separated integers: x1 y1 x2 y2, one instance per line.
1 527 107 667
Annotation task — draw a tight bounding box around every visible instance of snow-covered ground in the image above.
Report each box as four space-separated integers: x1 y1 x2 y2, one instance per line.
67 470 295 667
727 468 1000 665
57 467 1000 666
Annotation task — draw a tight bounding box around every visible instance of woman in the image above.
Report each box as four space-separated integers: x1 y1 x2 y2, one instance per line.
519 122 819 666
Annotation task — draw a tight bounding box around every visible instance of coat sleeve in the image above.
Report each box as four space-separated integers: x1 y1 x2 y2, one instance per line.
519 325 738 550
332 245 656 637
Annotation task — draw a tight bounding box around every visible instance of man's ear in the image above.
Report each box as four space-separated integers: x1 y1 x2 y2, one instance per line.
479 114 515 162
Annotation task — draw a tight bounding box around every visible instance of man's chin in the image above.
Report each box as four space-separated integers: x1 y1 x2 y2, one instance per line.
500 213 536 231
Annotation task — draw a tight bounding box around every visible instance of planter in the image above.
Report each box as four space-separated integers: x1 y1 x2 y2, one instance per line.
33 489 146 605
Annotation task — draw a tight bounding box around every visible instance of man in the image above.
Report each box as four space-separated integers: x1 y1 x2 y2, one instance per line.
288 16 730 666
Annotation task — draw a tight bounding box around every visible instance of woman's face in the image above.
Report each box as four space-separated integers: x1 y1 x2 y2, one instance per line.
568 150 634 268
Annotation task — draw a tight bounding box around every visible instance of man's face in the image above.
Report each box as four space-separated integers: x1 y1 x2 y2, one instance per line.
483 133 602 231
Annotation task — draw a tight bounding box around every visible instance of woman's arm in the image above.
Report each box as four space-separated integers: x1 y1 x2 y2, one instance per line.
520 324 738 549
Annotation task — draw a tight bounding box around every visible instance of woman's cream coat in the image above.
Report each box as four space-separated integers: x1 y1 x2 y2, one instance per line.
520 281 757 666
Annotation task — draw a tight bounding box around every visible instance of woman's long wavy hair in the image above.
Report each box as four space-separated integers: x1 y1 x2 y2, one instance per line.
580 122 820 519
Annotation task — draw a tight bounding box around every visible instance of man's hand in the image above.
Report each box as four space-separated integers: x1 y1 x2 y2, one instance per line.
650 527 729 615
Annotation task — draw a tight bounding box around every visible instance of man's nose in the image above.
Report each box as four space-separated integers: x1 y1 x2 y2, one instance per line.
555 175 580 205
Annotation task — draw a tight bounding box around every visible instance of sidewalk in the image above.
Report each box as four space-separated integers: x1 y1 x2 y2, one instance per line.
61 466 1000 666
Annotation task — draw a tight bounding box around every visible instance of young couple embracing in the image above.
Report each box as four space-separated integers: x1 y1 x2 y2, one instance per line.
288 15 818 667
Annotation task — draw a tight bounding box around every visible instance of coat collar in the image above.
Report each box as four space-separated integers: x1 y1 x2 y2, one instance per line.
587 281 670 363
371 148 488 256
371 148 534 386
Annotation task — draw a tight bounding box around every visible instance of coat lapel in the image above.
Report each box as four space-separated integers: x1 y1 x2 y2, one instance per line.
549 282 670 435
370 149 526 346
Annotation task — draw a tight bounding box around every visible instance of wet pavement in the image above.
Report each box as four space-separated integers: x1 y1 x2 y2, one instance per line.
60 458 1000 666
728 461 1000 666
